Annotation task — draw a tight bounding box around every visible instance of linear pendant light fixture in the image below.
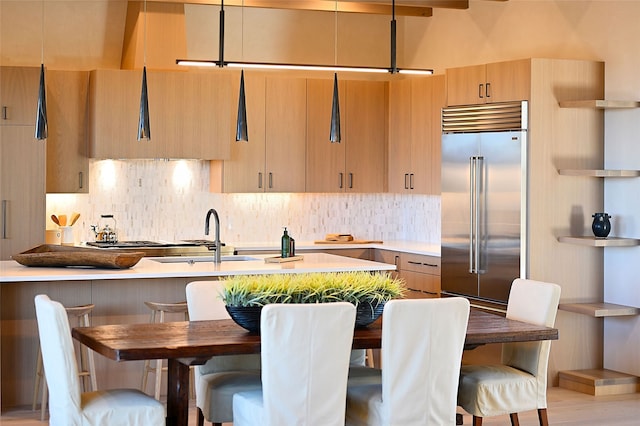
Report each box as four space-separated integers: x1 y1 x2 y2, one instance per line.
35 0 48 140
176 0 432 75
137 0 151 141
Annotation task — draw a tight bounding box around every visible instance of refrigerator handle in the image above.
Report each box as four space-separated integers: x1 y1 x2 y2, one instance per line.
475 156 484 274
469 157 475 273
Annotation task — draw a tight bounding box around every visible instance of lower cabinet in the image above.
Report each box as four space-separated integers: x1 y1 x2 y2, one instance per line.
373 249 440 296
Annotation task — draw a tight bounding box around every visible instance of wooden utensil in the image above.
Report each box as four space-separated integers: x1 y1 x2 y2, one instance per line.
58 214 67 227
70 212 80 226
51 215 60 226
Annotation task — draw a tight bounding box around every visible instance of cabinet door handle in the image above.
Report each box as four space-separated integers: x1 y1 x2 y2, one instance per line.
394 255 400 268
348 173 353 189
339 172 344 189
423 263 438 268
404 173 409 189
2 200 7 239
478 83 484 99
79 172 83 189
407 260 422 265
409 173 414 190
485 82 491 98
258 172 263 189
268 172 273 189
2 106 7 120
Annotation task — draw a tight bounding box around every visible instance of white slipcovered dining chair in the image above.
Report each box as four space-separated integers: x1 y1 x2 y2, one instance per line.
345 297 470 425
457 278 561 426
185 281 262 426
233 302 357 426
34 294 165 426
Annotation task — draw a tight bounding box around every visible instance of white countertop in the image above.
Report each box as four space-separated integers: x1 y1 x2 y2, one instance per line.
237 240 441 257
0 252 396 283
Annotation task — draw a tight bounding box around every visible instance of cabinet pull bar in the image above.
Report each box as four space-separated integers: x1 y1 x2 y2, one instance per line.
408 260 421 265
348 173 353 189
2 106 7 120
410 173 414 190
2 200 7 239
339 172 343 189
268 172 273 189
485 82 491 98
394 255 400 268
404 173 409 189
478 83 484 99
423 263 438 267
79 172 83 189
258 172 263 189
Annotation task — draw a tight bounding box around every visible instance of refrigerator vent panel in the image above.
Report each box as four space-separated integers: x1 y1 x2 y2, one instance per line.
442 101 528 133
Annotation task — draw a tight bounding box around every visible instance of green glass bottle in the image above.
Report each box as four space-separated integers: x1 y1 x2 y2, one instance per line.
281 227 291 258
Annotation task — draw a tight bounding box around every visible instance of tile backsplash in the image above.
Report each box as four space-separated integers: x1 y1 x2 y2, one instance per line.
47 160 441 246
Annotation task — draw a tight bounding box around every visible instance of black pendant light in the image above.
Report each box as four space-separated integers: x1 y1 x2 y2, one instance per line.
35 1 47 140
236 70 249 141
235 1 249 141
137 0 151 141
330 73 341 143
329 2 341 143
35 64 48 140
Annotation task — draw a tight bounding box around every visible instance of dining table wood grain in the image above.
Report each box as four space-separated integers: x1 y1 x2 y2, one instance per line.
72 308 558 426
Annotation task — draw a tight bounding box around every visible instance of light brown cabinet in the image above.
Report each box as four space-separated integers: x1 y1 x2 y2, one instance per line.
373 249 440 295
88 69 231 159
46 70 90 193
0 66 40 126
388 75 445 194
211 75 306 193
446 59 531 106
306 79 387 193
1 126 46 260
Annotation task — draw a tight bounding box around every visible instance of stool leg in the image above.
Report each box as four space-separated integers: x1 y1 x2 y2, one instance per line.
141 309 157 395
153 310 165 400
79 313 98 391
32 347 43 411
366 349 375 368
41 376 48 421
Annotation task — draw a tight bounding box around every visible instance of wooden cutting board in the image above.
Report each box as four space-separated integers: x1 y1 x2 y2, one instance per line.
314 239 383 244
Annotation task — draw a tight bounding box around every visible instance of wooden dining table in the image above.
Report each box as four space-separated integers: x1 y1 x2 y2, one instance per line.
72 308 558 426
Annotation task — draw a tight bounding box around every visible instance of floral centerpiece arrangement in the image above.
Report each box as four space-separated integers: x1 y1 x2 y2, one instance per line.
221 271 406 332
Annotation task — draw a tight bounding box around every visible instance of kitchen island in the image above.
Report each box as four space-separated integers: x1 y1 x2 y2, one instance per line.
0 253 395 411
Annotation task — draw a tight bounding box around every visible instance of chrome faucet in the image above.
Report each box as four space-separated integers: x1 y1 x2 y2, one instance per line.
204 208 221 263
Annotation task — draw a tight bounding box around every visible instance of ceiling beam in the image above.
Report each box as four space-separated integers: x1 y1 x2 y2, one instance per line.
150 0 434 17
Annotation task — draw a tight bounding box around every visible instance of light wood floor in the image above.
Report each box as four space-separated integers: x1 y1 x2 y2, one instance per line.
1 387 638 425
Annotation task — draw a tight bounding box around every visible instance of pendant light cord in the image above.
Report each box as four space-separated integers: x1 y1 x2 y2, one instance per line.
334 1 338 66
143 0 147 66
41 0 45 63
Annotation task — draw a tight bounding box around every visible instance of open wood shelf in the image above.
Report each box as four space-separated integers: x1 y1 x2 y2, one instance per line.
558 236 640 247
558 169 640 177
559 100 640 109
559 302 639 317
559 369 640 396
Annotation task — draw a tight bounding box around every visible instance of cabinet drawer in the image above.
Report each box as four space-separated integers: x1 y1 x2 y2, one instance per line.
400 254 440 275
401 270 441 294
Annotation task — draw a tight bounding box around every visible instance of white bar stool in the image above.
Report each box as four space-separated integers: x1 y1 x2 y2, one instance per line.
32 303 97 421
141 301 194 400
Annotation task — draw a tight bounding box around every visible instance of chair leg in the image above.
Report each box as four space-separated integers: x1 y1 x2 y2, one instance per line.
472 416 482 426
196 407 204 426
456 413 463 425
509 413 520 426
538 408 549 426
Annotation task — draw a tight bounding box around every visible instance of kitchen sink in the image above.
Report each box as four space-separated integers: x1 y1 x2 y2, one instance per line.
150 255 259 264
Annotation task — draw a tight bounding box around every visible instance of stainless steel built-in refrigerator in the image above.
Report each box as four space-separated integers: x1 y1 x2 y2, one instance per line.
441 101 528 305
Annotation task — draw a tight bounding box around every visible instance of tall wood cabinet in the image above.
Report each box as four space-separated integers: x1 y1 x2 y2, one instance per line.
88 69 231 159
211 74 306 193
1 66 46 260
46 70 90 193
388 75 445 194
446 59 531 106
306 78 388 193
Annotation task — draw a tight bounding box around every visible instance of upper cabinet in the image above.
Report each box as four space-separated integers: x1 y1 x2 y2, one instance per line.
88 69 231 159
388 75 445 194
446 59 531 106
46 70 90 193
306 79 387 193
211 74 306 193
0 66 40 126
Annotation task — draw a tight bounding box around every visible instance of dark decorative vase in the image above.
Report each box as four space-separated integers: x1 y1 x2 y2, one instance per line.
226 301 386 334
592 213 611 238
